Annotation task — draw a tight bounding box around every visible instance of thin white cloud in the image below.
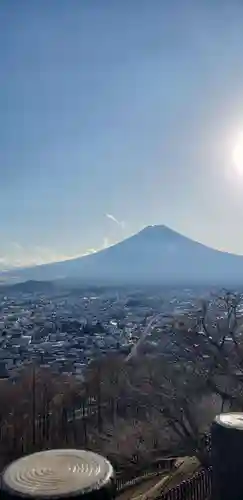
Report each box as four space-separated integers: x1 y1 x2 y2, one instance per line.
106 213 119 224
0 244 100 271
105 213 125 228
12 242 23 251
82 248 97 256
2 223 123 271
103 237 109 248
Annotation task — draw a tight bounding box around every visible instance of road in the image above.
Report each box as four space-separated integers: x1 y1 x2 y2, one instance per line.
125 313 164 362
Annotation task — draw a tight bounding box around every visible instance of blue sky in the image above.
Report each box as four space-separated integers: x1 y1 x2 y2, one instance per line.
2 0 243 268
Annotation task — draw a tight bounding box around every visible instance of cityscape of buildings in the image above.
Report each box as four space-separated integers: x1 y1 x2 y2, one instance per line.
0 285 201 379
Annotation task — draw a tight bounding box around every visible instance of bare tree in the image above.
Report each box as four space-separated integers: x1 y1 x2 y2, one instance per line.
122 291 243 466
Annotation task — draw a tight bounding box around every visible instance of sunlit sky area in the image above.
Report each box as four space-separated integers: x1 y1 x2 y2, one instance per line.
2 1 243 269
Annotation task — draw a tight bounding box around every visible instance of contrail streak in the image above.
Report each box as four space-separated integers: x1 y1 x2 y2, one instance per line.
105 213 125 228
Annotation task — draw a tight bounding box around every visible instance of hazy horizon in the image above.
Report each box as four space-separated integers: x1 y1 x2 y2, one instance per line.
2 1 243 269
3 224 243 276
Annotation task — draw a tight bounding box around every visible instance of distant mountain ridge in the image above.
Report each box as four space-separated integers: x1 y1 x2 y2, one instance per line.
0 280 56 294
2 225 243 285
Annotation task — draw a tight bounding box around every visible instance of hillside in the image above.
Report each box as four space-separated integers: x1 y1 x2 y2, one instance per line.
0 280 56 294
2 225 243 285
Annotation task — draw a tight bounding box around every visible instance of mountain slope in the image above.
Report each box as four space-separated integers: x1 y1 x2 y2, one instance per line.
2 225 243 285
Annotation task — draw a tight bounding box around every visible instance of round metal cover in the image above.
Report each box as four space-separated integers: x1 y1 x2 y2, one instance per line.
1 449 114 498
217 412 243 430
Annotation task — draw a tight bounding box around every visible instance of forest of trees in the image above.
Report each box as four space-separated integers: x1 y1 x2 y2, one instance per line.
0 291 243 474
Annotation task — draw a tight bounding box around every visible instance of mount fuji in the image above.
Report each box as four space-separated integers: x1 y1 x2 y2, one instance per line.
2 225 243 285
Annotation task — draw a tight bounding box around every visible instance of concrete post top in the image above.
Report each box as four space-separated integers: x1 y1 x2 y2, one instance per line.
1 449 114 498
214 412 243 430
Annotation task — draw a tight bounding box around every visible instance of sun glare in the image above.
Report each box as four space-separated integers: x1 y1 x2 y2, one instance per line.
232 132 243 176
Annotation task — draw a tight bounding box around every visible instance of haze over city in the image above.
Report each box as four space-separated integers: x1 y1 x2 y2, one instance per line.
2 1 243 269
